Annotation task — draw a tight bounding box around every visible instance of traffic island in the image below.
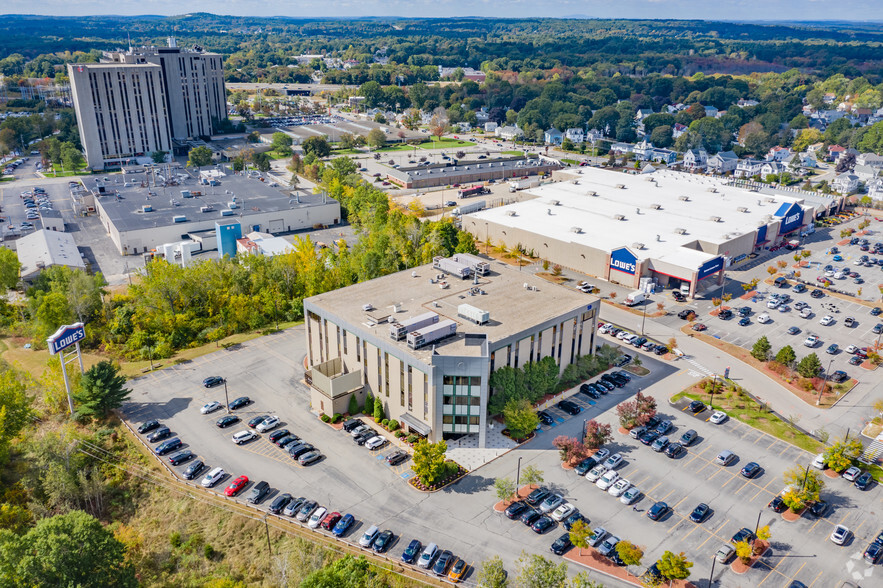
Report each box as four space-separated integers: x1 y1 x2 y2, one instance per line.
563 549 696 588
782 507 805 522
493 484 538 512
408 460 467 492
730 541 770 574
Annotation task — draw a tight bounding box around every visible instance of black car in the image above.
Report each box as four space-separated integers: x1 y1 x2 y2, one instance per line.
689 503 710 523
526 487 551 506
672 291 686 302
168 450 195 466
719 309 733 320
557 400 581 415
678 309 694 320
342 418 364 433
289 444 315 459
531 515 555 534
740 462 762 479
609 374 629 386
631 337 647 348
248 415 268 428
401 539 422 564
137 419 161 434
521 509 542 526
386 450 409 466
688 400 705 413
639 429 661 445
268 493 292 514
864 542 883 564
680 429 698 446
353 430 374 445
654 420 673 435
182 459 205 480
792 284 807 293
563 512 584 532
808 500 828 518
830 370 849 383
147 426 171 442
537 410 554 425
247 481 270 504
855 472 874 490
575 457 598 476
155 438 182 456
872 307 882 316
203 376 225 388
768 496 787 513
787 326 801 335
653 344 667 355
731 528 756 544
216 415 240 428
580 384 601 399
811 289 825 299
594 380 613 393
433 550 454 576
738 317 750 327
738 306 751 317
600 375 622 388
229 396 251 410
276 435 299 448
505 501 529 519
373 530 395 553
664 442 684 458
550 533 572 555
874 324 883 334
268 429 291 443
647 501 669 521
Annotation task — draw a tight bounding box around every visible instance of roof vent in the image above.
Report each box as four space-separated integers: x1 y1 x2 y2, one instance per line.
678 195 690 201
633 242 645 250
586 190 597 196
650 203 662 210
614 214 626 221
707 187 718 193
570 226 582 233
765 197 777 203
141 205 153 213
710 216 722 222
571 179 579 184
737 206 749 213
506 211 517 216
674 228 687 234
615 183 626 189
550 200 560 206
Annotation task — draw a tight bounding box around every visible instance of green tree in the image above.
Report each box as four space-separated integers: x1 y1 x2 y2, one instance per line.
150 150 167 164
514 551 567 588
271 131 293 154
252 151 271 172
0 370 33 466
60 143 85 171
363 393 374 415
503 398 539 440
187 145 213 168
0 247 21 289
521 465 544 487
569 574 604 588
372 397 384 421
348 394 359 415
494 477 516 502
823 437 864 472
33 291 74 343
751 336 772 361
302 136 331 158
775 345 797 366
367 128 386 149
734 540 753 563
477 555 508 588
615 540 644 568
657 550 693 582
300 554 370 588
783 465 825 502
569 519 592 556
796 352 822 378
0 510 136 587
411 439 448 486
73 360 131 420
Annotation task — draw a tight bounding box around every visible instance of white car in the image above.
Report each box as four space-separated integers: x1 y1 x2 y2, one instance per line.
593 448 611 462
766 299 781 309
803 335 819 347
256 415 280 432
608 478 631 497
842 466 862 482
811 453 827 470
800 308 813 319
602 453 623 470
307 506 327 529
757 313 771 324
620 486 641 505
830 524 850 545
232 430 257 444
845 345 858 354
200 401 221 414
616 331 631 340
596 470 620 491
588 527 607 547
539 493 564 514
623 334 638 344
709 411 728 424
365 435 388 450
820 315 835 326
551 502 576 521
586 465 608 482
825 270 835 278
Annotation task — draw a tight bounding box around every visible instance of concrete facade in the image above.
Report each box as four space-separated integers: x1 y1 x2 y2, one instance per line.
304 258 598 447
385 156 561 190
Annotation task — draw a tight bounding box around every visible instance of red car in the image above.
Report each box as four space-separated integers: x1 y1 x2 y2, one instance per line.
321 511 341 531
224 475 248 497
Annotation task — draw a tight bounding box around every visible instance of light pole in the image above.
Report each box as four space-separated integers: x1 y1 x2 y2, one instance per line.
640 297 650 335
709 374 718 409
515 456 523 487
223 379 230 414
707 554 716 588
816 358 834 406
753 509 762 536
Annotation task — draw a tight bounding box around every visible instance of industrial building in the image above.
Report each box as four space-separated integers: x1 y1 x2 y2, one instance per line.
69 38 227 170
463 168 821 298
81 164 340 256
384 156 561 190
304 255 598 447
14 230 85 281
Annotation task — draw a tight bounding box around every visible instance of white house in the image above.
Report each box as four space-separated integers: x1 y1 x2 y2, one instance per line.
484 122 498 133
633 139 655 161
736 99 759 108
760 161 787 178
852 164 879 182
586 129 604 144
766 146 792 162
702 105 719 118
868 177 883 200
707 151 739 174
564 128 585 143
735 158 764 178
672 123 688 139
682 148 708 171
496 125 524 141
857 153 883 169
610 142 634 155
832 172 860 194
544 128 563 145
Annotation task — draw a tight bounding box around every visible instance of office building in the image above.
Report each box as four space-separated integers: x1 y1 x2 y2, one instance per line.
304 255 598 447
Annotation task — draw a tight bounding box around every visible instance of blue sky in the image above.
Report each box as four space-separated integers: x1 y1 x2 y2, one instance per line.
4 1 883 21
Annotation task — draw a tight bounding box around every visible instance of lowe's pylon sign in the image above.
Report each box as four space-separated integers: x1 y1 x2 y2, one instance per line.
609 247 638 275
47 323 86 355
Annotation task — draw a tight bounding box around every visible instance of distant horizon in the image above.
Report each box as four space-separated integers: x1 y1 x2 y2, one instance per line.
4 1 883 22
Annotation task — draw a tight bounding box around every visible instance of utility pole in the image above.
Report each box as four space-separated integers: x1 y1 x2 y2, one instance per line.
707 555 716 588
515 456 522 487
263 514 273 558
224 379 230 413
816 358 834 405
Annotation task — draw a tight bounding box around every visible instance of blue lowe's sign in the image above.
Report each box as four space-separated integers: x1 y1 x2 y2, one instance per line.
609 247 638 275
47 322 86 355
697 256 724 281
774 202 804 235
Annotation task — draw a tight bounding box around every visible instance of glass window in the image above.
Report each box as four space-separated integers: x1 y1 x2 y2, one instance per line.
442 415 453 425
456 396 469 406
443 375 454 385
443 395 454 405
470 396 481 406
468 416 480 425
456 376 469 388
454 415 468 425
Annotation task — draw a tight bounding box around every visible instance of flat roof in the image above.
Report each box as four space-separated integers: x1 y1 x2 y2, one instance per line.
15 229 84 278
469 167 809 269
386 156 557 183
306 258 597 363
81 164 333 233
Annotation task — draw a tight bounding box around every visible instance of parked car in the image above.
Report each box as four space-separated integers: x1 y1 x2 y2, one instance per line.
417 543 439 569
296 500 318 522
539 493 564 514
603 453 623 469
740 462 762 478
229 396 251 410
232 430 257 445
321 512 341 531
359 525 380 548
200 401 222 414
715 450 736 465
256 416 280 432
216 415 240 428
298 451 322 466
182 459 205 480
386 450 409 466
268 429 291 443
830 525 850 545
690 503 710 523
598 535 621 558
401 539 422 564
864 541 883 564
342 418 364 433
332 513 354 537
620 486 641 505
768 496 787 513
808 500 828 518
247 481 270 504
203 376 224 388
855 472 874 490
731 528 756 544
268 493 292 515
574 457 598 476
168 450 195 466
688 400 706 413
505 501 529 520
665 442 684 458
709 411 728 424
154 438 182 455
146 426 171 442
680 429 698 446
526 487 551 506
531 515 556 534
557 400 581 415
433 550 454 576
647 501 669 521
365 436 388 450
843 466 862 482
224 475 248 497
550 533 573 555
201 467 225 488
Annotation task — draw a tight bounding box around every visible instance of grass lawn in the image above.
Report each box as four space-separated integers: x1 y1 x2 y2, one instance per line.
561 158 578 165
375 144 416 152
417 138 476 149
42 170 92 177
672 381 824 454
501 150 524 156
331 148 362 155
266 148 294 160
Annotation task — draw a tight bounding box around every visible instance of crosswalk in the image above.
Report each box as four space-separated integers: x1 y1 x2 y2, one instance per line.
861 434 883 462
683 357 715 378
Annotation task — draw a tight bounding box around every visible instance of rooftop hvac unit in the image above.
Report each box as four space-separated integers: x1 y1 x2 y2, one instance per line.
765 197 777 203
615 183 626 189
674 228 687 234
550 200 560 206
645 176 656 182
707 187 718 193
506 211 517 216
200 206 214 213
633 242 645 250
614 214 625 221
570 226 582 233
571 179 579 184
228 201 239 209
650 203 662 210
173 215 187 223
586 190 597 196
363 303 374 312
678 195 690 201
737 207 749 213
141 205 153 212
710 216 722 222
220 209 235 217
181 190 192 198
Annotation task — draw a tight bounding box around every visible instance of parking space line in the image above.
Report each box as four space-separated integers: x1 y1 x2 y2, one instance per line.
806 570 824 588
644 481 663 496
671 495 691 510
790 561 807 583
658 489 677 503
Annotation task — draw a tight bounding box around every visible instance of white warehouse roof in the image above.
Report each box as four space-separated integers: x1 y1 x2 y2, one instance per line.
15 229 86 281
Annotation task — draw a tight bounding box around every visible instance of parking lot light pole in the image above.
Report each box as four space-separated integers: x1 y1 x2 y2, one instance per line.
515 456 523 488
754 509 762 536
800 465 810 492
816 359 834 406
709 374 718 409
223 379 230 414
640 299 649 335
707 555 716 588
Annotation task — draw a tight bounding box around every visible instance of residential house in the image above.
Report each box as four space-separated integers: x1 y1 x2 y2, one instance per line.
735 158 764 178
544 128 563 145
496 125 524 141
484 122 498 133
650 149 677 165
806 142 825 156
672 123 688 139
635 109 655 121
736 99 759 108
706 150 739 174
564 128 585 144
823 92 836 104
610 142 634 156
868 177 883 200
852 164 879 182
456 122 473 133
702 105 719 118
633 139 655 161
586 129 604 144
827 145 846 162
854 107 873 124
857 153 883 169
760 161 787 178
766 146 792 162
475 111 490 125
832 172 860 194
682 148 708 171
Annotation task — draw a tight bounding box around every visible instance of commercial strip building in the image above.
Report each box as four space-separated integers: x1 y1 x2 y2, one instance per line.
463 168 821 298
80 164 340 256
14 230 85 281
304 255 598 447
69 38 226 170
384 156 561 190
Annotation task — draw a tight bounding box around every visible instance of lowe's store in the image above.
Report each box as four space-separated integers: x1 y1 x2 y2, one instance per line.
464 167 815 298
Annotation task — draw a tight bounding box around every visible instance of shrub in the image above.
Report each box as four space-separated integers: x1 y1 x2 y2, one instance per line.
169 531 182 548
407 434 418 443
381 418 390 428
363 394 374 415
331 413 342 424
395 430 406 438
348 394 359 415
203 544 216 559
320 414 330 423
389 419 399 431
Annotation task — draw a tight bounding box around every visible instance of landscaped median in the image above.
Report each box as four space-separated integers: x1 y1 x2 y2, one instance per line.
563 546 696 588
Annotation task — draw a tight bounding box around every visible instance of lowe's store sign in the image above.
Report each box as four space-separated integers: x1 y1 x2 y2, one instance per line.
610 247 638 275
697 256 724 281
47 322 86 355
775 202 804 235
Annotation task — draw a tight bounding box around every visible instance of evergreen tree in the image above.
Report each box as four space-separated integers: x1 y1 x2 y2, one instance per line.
73 361 131 420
